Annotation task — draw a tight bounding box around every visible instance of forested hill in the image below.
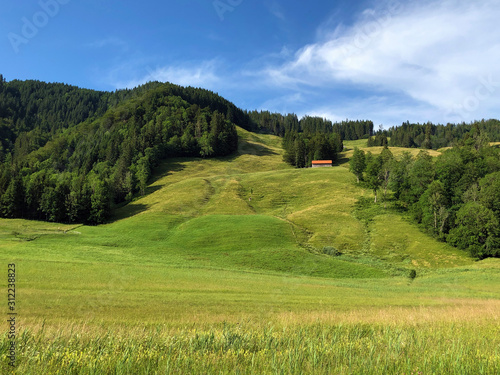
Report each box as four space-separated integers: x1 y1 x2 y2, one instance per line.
5 75 498 227
0 77 242 224
0 76 376 224
0 76 247 161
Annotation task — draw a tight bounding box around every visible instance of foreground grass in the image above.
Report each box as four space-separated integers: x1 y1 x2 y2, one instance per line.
3 311 499 374
11 258 500 326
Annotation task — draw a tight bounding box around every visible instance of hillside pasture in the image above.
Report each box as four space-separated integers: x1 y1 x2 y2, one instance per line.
1 128 498 373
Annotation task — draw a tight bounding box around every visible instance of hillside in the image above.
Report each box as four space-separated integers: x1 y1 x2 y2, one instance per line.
1 126 499 374
0 78 499 374
0 79 363 225
0 80 247 224
0 78 495 277
2 128 476 278
117 129 472 270
1 128 498 324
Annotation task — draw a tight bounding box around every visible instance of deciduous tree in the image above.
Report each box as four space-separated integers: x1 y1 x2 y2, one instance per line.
349 147 366 183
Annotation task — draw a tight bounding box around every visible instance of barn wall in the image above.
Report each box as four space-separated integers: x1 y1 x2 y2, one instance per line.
312 164 332 168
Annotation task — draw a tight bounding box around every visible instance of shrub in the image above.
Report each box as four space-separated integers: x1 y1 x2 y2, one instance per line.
322 246 342 256
408 269 417 280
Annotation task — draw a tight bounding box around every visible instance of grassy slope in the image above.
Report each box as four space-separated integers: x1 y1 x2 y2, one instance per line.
0 128 498 330
1 129 499 374
342 139 442 158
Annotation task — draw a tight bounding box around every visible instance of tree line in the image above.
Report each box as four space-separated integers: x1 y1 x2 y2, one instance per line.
374 119 500 149
0 76 373 222
244 110 373 140
350 127 500 259
0 78 238 224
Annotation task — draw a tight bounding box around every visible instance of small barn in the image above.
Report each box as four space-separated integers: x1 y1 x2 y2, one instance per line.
311 160 333 168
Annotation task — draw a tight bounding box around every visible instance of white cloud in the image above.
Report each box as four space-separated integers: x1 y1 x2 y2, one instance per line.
96 1 500 127
300 108 344 123
290 95 434 127
144 61 221 88
262 0 500 124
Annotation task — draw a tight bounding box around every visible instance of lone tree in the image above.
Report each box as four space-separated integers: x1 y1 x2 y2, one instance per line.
349 147 366 183
365 153 383 203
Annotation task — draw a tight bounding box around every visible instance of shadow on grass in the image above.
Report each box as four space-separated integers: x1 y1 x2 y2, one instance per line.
111 203 149 222
148 161 186 185
109 162 187 223
237 140 279 157
335 155 350 166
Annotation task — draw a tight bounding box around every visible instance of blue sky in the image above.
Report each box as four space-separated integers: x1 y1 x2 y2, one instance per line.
2 0 500 127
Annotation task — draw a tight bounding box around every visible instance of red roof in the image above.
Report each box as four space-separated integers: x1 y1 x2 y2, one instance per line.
312 160 333 164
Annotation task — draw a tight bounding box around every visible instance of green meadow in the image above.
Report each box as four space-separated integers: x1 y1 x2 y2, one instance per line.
1 128 499 374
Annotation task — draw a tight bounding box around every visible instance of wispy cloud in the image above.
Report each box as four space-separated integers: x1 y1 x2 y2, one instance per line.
97 1 500 126
304 96 436 126
261 0 500 124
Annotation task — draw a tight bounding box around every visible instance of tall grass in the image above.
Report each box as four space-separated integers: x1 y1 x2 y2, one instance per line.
2 319 499 374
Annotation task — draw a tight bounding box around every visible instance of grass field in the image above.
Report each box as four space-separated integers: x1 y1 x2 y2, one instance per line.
1 127 499 373
342 140 442 159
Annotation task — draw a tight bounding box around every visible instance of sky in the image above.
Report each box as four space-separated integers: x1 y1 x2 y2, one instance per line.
2 0 500 128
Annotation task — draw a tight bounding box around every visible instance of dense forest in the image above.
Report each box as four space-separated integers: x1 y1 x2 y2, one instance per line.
0 76 247 162
0 76 239 224
371 119 500 149
282 131 343 168
350 126 500 259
